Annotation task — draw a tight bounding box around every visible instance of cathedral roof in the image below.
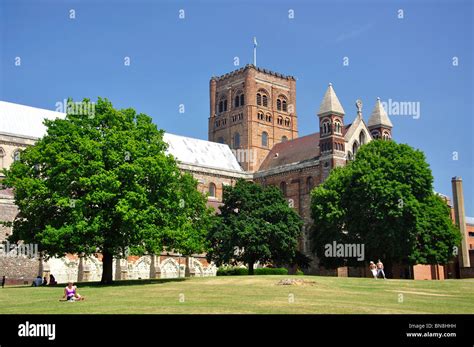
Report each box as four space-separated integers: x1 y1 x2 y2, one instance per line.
318 83 345 116
0 101 65 138
259 123 353 171
368 97 393 128
259 133 321 171
0 100 243 173
163 133 243 172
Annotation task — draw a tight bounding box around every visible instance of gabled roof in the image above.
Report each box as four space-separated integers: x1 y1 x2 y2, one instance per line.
0 101 65 138
163 133 243 172
368 97 393 128
318 83 345 116
259 133 320 171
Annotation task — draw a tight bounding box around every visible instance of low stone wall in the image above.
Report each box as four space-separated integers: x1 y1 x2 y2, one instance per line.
1 253 217 284
459 267 474 278
0 256 39 283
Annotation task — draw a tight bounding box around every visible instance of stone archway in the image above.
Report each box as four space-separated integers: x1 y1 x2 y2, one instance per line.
160 258 180 278
130 256 151 279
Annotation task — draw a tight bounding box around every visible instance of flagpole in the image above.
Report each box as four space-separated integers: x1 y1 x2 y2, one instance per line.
253 37 257 66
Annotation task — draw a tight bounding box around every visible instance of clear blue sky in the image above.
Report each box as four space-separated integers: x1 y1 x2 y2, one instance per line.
1 0 473 215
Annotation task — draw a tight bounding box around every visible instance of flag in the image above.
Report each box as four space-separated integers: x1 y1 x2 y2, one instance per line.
253 37 258 48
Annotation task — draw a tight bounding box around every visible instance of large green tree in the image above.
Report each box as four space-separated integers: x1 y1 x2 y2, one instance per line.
206 179 303 275
310 140 460 272
2 98 213 283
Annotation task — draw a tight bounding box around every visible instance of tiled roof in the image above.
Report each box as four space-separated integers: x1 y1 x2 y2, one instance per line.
259 133 320 171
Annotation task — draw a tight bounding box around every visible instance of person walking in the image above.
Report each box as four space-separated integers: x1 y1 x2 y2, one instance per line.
376 259 386 279
369 261 378 279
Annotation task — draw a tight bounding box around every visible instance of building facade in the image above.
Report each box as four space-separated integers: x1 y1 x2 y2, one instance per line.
1 64 471 282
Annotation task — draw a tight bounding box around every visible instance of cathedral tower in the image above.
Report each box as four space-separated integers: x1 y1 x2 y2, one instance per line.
208 64 298 172
368 97 393 140
317 83 346 181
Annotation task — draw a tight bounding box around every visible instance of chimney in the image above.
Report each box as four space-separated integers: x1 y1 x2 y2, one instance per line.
451 177 471 268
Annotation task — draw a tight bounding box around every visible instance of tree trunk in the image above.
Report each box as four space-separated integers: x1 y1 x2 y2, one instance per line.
248 261 255 275
101 251 114 284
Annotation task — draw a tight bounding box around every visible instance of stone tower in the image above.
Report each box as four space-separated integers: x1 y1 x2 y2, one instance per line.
208 64 298 172
368 97 393 140
317 83 347 181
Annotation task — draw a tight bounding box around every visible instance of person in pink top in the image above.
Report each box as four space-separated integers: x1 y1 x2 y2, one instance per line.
61 282 85 301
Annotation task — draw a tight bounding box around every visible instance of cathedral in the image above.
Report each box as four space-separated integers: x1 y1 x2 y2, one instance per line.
207 64 393 274
11 62 468 283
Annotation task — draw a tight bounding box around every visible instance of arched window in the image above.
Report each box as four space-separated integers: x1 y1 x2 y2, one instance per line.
352 141 359 156
359 131 366 145
262 132 268 147
281 136 288 142
306 177 314 193
334 121 342 134
347 151 353 160
257 111 264 120
262 95 268 107
265 114 272 122
209 183 216 198
284 118 291 127
322 121 331 134
218 101 223 113
256 93 262 106
223 99 228 112
382 131 391 140
280 181 287 196
235 95 240 108
240 94 244 106
371 130 380 139
277 99 282 111
233 132 240 148
282 100 287 112
277 116 283 125
13 149 21 162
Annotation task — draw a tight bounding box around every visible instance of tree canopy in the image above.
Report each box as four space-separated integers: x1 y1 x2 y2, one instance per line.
206 179 303 274
310 140 460 270
2 98 213 283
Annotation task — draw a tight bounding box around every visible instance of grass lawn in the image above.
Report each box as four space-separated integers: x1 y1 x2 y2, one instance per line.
1 275 473 314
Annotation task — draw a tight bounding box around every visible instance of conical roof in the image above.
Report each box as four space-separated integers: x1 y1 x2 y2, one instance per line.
318 83 345 116
368 97 393 128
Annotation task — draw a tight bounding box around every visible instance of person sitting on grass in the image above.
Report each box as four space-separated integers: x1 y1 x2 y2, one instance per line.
32 276 42 287
60 282 85 301
49 274 57 286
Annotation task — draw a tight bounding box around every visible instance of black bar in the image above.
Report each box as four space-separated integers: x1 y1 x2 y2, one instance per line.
0 314 472 346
